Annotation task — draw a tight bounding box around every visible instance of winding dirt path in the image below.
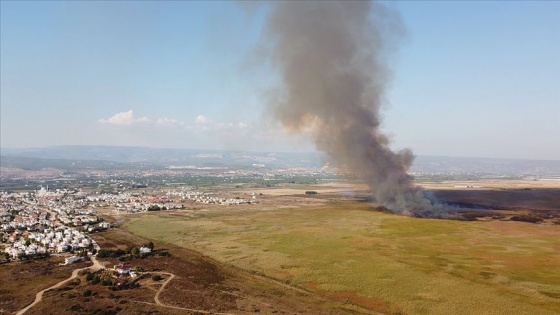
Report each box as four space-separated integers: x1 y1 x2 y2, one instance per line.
16 256 105 315
134 271 236 315
152 272 174 306
17 260 233 315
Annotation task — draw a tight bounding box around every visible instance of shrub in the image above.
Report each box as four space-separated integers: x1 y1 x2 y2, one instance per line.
83 290 92 297
70 305 82 311
114 249 126 257
97 249 110 258
510 215 542 223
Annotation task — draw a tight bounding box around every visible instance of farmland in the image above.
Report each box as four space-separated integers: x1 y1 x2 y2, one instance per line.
126 200 560 315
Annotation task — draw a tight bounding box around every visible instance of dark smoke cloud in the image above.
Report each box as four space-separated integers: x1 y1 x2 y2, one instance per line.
260 1 442 216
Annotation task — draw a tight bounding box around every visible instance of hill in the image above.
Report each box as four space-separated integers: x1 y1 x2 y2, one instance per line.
2 145 560 176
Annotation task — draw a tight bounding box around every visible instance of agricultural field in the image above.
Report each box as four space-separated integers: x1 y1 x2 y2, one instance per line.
126 200 560 315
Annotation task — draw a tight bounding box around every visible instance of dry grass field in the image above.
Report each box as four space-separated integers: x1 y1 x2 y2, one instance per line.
2 226 365 315
4 180 557 315
126 198 560 315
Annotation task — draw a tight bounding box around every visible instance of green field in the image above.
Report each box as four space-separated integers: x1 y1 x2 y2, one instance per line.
125 203 560 315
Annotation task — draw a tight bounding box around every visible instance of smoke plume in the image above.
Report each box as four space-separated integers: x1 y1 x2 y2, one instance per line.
261 1 441 216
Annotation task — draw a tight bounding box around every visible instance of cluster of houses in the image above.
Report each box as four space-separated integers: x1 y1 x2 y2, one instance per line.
0 188 102 260
166 189 255 206
86 192 133 204
0 182 261 261
114 264 138 278
113 201 183 214
3 225 101 260
53 207 98 227
86 191 183 214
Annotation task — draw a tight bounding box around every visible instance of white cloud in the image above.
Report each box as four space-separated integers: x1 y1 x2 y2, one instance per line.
99 112 248 132
195 115 208 124
195 114 249 131
155 118 184 127
99 110 150 126
217 122 249 130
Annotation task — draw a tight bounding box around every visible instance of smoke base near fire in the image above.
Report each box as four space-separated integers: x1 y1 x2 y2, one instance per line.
256 1 444 216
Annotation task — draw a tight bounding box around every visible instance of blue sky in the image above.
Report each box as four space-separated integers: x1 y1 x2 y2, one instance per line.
1 1 558 159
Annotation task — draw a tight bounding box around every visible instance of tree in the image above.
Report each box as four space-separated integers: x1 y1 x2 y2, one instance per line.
147 205 161 211
97 249 110 258
0 251 9 261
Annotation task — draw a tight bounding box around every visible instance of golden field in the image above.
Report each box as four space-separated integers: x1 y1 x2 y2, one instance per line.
126 200 560 315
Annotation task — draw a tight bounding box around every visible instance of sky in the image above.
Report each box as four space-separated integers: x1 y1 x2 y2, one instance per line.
1 1 559 160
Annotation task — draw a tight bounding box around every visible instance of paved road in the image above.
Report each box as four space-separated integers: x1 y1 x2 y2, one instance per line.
16 255 105 315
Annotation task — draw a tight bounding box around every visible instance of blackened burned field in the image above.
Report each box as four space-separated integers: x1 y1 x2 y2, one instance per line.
433 188 560 223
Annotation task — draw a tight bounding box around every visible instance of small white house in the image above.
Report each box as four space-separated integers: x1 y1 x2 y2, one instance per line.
139 246 151 254
65 255 82 265
99 222 111 229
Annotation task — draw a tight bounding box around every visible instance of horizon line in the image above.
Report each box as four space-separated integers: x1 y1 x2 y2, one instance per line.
1 144 560 162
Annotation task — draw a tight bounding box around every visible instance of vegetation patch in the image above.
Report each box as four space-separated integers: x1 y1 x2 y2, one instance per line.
126 203 560 315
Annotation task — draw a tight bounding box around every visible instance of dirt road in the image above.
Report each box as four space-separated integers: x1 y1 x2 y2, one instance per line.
16 255 105 315
152 272 174 307
131 271 236 315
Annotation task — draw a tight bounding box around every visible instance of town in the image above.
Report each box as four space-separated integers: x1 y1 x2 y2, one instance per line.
0 183 264 262
0 187 104 261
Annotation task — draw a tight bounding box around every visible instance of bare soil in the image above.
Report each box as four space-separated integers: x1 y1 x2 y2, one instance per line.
0 257 91 314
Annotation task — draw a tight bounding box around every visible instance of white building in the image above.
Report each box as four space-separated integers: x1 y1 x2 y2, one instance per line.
65 256 82 265
139 246 151 254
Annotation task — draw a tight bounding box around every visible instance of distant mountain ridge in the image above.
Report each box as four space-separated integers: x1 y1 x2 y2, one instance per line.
1 145 560 176
411 155 560 176
0 145 324 170
0 155 134 171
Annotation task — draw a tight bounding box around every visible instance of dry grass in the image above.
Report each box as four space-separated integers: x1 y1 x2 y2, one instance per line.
126 202 560 315
3 226 358 315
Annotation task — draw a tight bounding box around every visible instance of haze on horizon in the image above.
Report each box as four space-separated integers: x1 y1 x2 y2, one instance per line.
1 1 559 160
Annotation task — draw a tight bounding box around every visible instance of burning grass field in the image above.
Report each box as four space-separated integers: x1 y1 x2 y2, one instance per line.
126 202 560 315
